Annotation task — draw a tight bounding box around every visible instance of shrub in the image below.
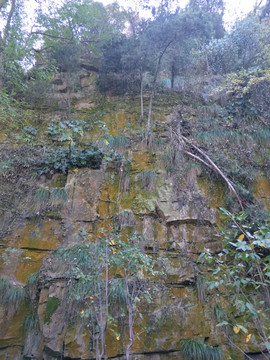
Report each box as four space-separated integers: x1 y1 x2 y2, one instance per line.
39 146 104 174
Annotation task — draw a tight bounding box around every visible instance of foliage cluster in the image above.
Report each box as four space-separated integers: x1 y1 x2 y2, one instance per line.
52 229 166 360
0 271 40 331
39 146 104 174
199 208 270 355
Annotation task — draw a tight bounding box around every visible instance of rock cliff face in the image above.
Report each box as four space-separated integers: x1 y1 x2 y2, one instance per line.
0 76 269 360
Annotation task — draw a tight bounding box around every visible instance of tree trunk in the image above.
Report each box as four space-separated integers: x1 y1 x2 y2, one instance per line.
125 275 134 360
140 70 144 121
126 306 134 360
146 38 175 144
171 63 175 89
0 50 4 90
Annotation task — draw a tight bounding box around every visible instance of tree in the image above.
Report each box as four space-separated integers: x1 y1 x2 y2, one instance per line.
110 234 161 360
0 0 30 93
33 0 125 114
188 0 225 38
54 229 164 360
34 0 125 61
206 15 270 74
165 6 224 89
188 0 225 15
142 14 178 141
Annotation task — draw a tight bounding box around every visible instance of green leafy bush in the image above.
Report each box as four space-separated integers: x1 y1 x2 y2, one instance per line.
39 146 104 174
199 208 270 354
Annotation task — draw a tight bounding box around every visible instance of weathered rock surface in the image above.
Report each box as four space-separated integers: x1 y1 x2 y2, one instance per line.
0 97 269 360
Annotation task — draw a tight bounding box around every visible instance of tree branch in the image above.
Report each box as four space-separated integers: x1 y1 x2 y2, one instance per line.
172 130 244 210
31 31 74 41
0 0 8 12
3 0 15 42
31 31 100 44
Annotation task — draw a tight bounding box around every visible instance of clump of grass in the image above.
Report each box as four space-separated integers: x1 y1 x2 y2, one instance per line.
214 304 225 323
114 210 135 229
196 276 206 304
2 286 26 310
35 188 50 202
182 339 223 360
107 136 129 150
51 188 68 202
26 272 39 290
23 312 39 331
0 160 14 173
0 277 9 295
138 170 156 190
35 188 67 204
251 129 270 145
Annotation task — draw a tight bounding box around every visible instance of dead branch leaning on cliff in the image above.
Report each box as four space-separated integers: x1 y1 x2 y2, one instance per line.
170 129 244 211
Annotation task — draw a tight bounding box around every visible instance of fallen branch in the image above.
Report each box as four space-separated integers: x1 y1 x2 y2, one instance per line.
171 129 244 210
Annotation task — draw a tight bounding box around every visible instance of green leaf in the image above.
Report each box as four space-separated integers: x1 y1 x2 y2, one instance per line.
236 324 248 334
217 321 229 327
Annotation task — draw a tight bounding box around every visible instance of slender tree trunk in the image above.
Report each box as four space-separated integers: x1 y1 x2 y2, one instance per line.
140 70 144 121
0 0 17 90
0 50 4 90
103 244 109 360
146 38 175 144
125 275 134 360
126 306 134 360
146 89 155 135
171 64 175 89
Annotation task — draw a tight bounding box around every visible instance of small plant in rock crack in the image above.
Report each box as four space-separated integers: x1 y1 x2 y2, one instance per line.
182 339 223 360
138 170 156 191
23 312 39 331
2 286 26 311
40 118 104 173
46 119 86 148
35 188 68 204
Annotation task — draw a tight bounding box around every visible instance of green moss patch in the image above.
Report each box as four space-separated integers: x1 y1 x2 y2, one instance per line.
44 296 60 324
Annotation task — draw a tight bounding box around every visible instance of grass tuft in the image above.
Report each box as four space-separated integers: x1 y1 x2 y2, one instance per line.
107 136 129 150
26 272 39 289
138 170 156 191
2 286 26 310
35 188 50 202
0 277 9 295
51 188 68 202
23 312 39 331
182 339 223 360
